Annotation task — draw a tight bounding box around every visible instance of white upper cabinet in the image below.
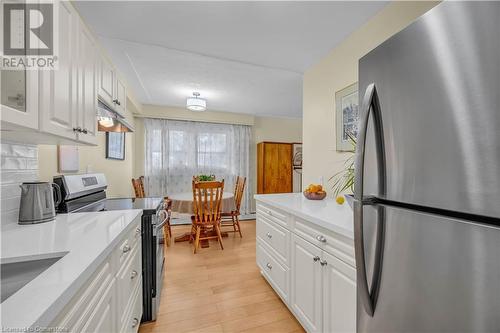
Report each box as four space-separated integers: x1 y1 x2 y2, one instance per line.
290 234 323 333
98 56 127 115
1 1 129 146
99 57 115 107
114 77 127 115
77 23 98 145
39 0 78 140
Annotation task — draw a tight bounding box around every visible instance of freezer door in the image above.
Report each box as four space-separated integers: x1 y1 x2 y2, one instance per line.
357 204 500 332
359 1 500 218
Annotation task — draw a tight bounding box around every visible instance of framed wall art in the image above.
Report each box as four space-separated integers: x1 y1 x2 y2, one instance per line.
106 132 125 160
335 82 359 152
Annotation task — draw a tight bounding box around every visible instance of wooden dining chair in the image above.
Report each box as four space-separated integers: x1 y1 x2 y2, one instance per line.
132 177 172 247
159 197 173 247
131 176 145 198
221 176 246 238
191 179 225 254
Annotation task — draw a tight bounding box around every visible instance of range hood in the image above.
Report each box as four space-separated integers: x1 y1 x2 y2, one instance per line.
97 100 134 132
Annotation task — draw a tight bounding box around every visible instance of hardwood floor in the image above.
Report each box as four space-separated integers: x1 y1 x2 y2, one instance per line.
139 220 305 333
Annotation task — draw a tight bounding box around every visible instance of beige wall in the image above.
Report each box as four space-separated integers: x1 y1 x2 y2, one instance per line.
302 1 439 191
133 105 302 211
38 108 136 198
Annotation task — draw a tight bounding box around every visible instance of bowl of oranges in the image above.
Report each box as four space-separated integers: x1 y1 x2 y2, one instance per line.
303 184 327 200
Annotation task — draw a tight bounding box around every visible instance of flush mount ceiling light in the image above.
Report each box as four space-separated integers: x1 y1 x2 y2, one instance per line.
186 92 207 112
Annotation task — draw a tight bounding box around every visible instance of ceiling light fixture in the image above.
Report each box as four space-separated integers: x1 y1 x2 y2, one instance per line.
186 92 207 112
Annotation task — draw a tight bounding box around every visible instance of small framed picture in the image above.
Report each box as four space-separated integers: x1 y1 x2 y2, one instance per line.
106 132 125 160
335 83 359 152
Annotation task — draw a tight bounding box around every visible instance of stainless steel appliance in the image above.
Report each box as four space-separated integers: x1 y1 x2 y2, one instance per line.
53 173 165 322
18 182 62 224
355 2 500 332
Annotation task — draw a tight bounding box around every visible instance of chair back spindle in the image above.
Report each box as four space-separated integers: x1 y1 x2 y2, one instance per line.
132 176 145 198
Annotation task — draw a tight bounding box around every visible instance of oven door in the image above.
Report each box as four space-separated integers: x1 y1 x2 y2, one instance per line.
151 214 165 321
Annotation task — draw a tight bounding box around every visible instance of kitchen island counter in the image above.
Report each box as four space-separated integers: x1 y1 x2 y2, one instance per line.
254 193 353 239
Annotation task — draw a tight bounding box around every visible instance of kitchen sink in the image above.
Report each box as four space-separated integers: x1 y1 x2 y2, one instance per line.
1 256 65 302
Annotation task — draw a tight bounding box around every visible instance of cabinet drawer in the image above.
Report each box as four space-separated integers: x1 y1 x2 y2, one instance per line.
294 217 355 267
117 242 142 322
256 240 289 302
119 278 143 333
116 221 141 266
256 202 289 229
256 216 290 266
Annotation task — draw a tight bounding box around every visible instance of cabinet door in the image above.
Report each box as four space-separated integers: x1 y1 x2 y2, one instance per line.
81 279 116 333
278 144 292 192
290 234 323 333
322 251 356 333
39 1 78 140
115 77 127 114
99 57 115 107
40 1 79 140
0 2 39 130
0 70 39 130
77 24 98 145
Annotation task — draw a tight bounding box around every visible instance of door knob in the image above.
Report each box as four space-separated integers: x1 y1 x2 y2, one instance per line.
123 244 131 253
266 232 272 239
266 262 272 270
131 270 138 279
320 260 328 266
313 256 320 262
316 235 327 243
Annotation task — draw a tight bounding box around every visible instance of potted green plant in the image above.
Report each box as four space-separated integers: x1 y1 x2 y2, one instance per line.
329 132 355 206
195 174 216 182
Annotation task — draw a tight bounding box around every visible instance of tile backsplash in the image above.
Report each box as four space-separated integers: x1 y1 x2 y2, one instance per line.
1 142 38 226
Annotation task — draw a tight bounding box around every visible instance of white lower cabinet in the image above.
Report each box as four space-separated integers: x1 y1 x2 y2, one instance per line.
322 251 356 333
51 219 143 333
290 234 323 333
256 202 356 333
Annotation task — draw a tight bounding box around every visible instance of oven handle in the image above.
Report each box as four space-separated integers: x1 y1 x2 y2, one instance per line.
156 209 169 229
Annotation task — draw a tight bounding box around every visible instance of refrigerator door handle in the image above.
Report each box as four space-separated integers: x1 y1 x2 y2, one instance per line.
354 83 386 317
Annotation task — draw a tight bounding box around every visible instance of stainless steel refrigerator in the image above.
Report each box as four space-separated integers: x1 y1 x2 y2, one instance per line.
354 2 500 332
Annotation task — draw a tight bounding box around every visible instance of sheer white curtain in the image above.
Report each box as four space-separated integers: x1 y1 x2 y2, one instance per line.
144 118 252 214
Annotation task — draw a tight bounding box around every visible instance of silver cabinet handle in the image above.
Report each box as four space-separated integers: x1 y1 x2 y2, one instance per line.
320 260 328 266
266 232 272 239
266 262 272 270
81 128 88 134
313 256 320 262
132 318 139 328
123 244 131 253
131 270 138 279
136 227 141 234
316 235 327 243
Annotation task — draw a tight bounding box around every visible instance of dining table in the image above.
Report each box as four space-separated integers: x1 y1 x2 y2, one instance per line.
169 191 236 248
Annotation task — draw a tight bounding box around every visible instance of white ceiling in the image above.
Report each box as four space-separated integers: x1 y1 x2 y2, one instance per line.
75 1 387 118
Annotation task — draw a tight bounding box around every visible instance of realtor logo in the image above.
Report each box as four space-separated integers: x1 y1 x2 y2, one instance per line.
4 3 53 55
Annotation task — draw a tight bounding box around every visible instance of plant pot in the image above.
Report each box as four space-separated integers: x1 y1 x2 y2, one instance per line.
344 194 354 210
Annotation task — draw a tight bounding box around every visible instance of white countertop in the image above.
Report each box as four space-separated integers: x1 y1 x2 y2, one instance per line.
0 209 142 329
254 193 354 239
